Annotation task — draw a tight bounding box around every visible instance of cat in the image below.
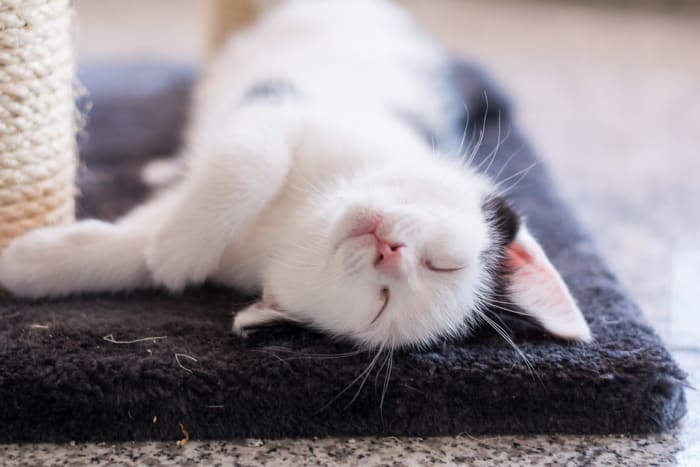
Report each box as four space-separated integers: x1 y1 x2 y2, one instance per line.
0 0 591 349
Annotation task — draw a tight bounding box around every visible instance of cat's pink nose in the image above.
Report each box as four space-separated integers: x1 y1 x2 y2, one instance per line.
374 238 405 276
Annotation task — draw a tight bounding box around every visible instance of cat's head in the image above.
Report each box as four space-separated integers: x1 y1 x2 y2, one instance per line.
258 156 591 349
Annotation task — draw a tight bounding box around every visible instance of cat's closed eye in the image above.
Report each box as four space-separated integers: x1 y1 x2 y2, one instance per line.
423 259 465 273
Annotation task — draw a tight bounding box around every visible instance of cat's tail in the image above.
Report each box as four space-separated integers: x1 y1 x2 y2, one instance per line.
0 220 151 298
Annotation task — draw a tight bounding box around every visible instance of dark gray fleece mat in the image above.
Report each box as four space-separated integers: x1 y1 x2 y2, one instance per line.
0 63 686 443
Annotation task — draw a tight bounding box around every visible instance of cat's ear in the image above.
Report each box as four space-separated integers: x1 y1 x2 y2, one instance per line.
232 296 298 337
503 225 592 342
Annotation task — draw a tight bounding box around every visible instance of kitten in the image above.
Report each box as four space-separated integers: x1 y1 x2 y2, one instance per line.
0 0 591 349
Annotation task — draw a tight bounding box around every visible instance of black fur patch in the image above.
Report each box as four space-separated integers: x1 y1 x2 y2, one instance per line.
242 79 298 103
482 195 520 247
479 195 522 318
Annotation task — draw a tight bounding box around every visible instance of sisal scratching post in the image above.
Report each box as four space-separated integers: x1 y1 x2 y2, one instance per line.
0 0 77 251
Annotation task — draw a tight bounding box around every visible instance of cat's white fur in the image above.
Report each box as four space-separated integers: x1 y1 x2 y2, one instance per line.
0 0 591 348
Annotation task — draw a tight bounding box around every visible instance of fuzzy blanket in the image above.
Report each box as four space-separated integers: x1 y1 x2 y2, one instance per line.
0 63 685 443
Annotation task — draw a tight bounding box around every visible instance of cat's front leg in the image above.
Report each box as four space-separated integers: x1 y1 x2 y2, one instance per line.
0 220 149 297
145 110 299 291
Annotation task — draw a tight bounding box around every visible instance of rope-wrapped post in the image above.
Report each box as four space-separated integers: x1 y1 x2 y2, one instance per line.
0 0 77 250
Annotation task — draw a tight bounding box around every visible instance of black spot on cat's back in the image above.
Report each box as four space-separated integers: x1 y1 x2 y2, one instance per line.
242 79 299 104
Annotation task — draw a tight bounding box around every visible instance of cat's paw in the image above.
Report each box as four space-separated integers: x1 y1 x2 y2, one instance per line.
232 301 294 337
0 226 76 297
231 313 251 338
145 231 220 292
0 232 42 297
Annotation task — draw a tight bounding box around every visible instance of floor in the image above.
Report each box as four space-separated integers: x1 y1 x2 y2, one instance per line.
4 0 700 465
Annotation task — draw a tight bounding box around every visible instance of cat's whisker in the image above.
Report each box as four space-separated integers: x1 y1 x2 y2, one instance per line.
495 160 538 196
379 349 394 419
484 119 516 180
474 305 540 383
345 359 379 409
465 92 489 167
482 111 503 175
480 300 532 317
488 305 531 317
465 121 481 168
492 137 522 183
483 297 519 307
453 100 471 159
253 346 364 363
374 349 392 393
316 348 383 413
487 309 515 334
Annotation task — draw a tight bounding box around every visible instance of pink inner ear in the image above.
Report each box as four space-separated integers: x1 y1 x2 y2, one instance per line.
503 227 592 343
505 243 533 269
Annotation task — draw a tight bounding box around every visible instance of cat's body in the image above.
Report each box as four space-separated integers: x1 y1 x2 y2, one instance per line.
0 0 591 348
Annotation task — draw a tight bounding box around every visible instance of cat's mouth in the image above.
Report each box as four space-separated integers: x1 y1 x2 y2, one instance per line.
369 287 390 326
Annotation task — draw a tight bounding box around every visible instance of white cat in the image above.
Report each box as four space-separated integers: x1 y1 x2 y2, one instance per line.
0 0 591 348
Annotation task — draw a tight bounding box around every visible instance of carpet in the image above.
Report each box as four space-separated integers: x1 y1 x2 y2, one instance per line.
0 62 686 443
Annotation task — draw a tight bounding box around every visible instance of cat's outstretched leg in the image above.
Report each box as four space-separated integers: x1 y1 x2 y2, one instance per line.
0 220 150 298
0 185 177 298
0 106 297 297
